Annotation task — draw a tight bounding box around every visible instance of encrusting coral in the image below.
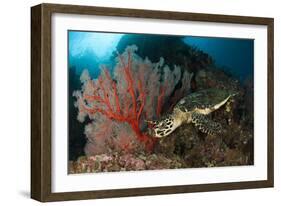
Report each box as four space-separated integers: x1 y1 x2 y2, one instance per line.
69 153 185 173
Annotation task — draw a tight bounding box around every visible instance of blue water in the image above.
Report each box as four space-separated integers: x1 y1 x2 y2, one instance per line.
68 31 123 78
68 31 254 81
184 36 254 81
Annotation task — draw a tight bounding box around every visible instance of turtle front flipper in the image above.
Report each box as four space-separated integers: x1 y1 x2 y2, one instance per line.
191 112 222 135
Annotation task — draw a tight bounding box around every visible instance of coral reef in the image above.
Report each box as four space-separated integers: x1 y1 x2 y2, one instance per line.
69 153 185 173
70 38 254 172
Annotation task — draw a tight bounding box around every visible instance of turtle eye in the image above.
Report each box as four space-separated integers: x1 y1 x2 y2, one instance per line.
146 120 157 128
159 122 164 127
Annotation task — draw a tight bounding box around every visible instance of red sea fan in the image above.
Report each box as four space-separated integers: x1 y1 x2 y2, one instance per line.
74 45 193 155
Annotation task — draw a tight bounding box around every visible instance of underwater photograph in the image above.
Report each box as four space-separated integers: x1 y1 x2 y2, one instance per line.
68 31 254 174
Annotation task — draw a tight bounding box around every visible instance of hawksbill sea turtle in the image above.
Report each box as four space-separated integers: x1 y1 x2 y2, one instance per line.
147 88 236 138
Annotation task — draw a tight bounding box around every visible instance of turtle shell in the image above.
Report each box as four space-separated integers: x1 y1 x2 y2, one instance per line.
175 88 232 112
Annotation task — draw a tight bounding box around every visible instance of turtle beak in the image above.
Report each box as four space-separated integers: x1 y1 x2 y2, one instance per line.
147 127 154 136
145 120 157 137
147 127 160 138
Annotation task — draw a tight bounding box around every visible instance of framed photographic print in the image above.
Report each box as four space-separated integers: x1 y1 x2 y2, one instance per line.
31 3 274 202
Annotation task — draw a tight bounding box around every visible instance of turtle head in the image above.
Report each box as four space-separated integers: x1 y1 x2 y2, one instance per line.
146 115 178 138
